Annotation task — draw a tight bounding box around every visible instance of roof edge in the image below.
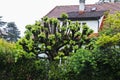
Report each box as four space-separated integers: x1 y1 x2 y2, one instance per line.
44 6 58 18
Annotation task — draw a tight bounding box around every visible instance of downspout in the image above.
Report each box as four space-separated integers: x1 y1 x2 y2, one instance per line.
97 18 100 33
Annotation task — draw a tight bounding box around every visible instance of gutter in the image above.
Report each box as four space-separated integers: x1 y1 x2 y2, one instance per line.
97 18 100 32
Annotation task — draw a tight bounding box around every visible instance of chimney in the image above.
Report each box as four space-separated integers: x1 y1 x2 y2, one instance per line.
79 0 85 14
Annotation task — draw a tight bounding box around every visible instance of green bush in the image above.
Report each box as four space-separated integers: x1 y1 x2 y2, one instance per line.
0 39 47 80
93 47 120 80
63 49 96 80
48 61 67 80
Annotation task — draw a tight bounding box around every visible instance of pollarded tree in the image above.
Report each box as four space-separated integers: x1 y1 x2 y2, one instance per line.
18 15 93 60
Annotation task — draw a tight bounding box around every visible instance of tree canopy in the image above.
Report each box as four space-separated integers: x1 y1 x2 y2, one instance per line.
6 22 21 42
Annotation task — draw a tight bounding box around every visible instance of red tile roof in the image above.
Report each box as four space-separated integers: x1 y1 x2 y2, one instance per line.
45 2 120 19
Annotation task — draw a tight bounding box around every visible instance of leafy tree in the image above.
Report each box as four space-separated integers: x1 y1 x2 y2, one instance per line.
98 12 120 49
100 12 120 36
5 22 20 42
0 17 20 42
93 12 120 80
18 15 93 61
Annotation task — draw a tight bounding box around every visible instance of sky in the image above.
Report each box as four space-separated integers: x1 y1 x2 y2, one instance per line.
0 0 99 36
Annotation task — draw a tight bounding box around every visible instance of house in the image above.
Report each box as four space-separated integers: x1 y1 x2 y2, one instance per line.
45 0 120 34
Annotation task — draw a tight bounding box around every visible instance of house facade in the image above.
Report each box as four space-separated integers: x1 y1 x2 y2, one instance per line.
45 0 120 33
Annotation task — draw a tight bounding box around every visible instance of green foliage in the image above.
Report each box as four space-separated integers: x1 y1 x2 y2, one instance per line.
93 46 120 80
48 47 120 80
97 12 120 49
48 61 67 80
60 13 68 19
96 33 120 48
0 39 16 64
64 49 96 80
100 12 120 35
0 39 47 80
